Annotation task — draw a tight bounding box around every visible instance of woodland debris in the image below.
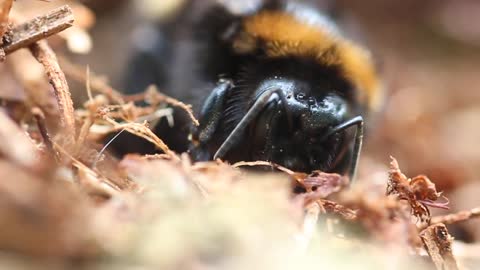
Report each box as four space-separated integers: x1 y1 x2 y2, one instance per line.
387 157 449 223
0 2 479 269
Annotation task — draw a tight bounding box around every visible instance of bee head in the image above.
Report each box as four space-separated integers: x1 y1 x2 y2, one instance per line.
191 2 376 179
246 74 355 172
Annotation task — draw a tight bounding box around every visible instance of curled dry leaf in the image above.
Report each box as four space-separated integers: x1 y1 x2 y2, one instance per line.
410 176 450 209
387 157 449 223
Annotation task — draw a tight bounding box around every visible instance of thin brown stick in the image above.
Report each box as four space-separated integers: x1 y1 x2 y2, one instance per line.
29 40 76 142
430 207 480 226
2 5 74 55
420 224 459 270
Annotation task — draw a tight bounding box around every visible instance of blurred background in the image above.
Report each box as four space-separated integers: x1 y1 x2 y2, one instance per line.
9 0 480 243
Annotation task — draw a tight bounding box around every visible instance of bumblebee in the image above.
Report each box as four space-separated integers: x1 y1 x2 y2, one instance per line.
125 0 382 181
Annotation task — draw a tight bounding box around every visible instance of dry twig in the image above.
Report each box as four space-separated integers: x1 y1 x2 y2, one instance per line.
420 223 459 270
2 5 74 56
430 207 480 226
29 40 76 142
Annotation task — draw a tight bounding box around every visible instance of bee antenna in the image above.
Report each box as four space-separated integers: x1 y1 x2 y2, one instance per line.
320 116 364 184
214 88 283 160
